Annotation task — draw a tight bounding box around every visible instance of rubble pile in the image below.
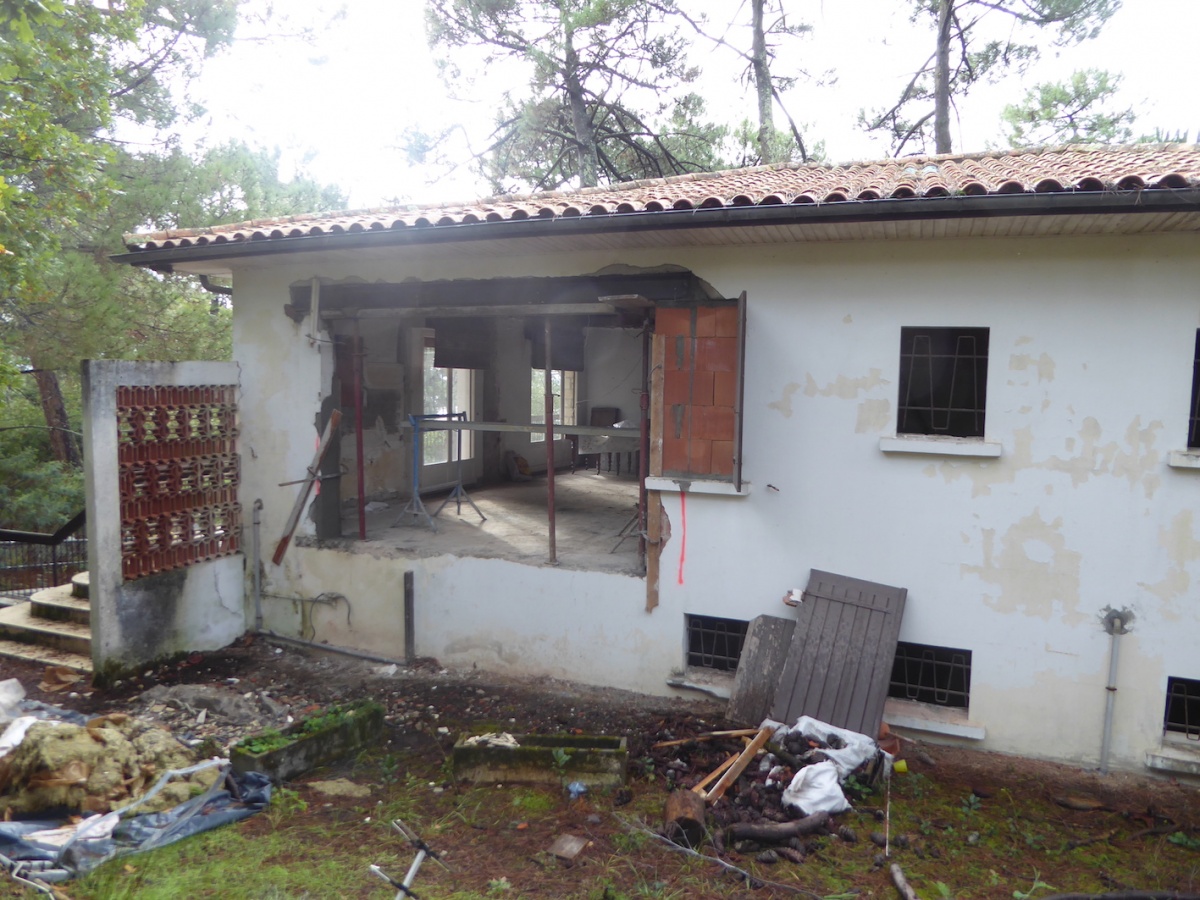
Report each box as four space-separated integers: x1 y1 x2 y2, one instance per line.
0 713 219 816
643 717 891 863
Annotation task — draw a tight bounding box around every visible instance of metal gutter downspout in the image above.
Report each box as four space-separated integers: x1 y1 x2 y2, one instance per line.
1099 608 1132 775
251 499 264 632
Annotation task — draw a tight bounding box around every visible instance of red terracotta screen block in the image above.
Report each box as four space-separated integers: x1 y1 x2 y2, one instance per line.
655 308 692 337
713 371 738 407
696 337 737 373
687 439 713 474
695 405 735 441
662 435 690 473
695 305 739 338
711 440 735 476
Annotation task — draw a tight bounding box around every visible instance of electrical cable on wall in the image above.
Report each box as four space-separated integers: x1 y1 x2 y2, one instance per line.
263 592 352 641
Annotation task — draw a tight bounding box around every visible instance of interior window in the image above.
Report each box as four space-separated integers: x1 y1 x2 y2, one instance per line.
530 368 576 441
423 338 473 465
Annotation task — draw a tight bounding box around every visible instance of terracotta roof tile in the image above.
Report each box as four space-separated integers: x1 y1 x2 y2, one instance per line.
123 144 1200 252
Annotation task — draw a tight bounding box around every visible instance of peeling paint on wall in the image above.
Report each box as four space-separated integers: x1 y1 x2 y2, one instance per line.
1009 352 1056 383
767 382 800 418
855 398 891 433
1138 510 1200 610
803 368 888 400
931 426 1032 497
961 509 1084 624
1042 416 1162 496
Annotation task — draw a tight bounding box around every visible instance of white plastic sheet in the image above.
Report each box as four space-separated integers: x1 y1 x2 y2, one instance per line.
762 714 891 815
781 760 850 815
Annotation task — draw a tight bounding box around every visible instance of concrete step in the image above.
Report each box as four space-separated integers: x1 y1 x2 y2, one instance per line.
30 584 90 626
0 603 91 658
0 638 92 674
71 571 89 600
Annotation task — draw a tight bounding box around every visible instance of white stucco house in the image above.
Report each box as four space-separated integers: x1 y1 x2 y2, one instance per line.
108 144 1200 776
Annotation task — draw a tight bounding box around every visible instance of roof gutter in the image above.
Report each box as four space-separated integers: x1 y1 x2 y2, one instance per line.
111 188 1200 270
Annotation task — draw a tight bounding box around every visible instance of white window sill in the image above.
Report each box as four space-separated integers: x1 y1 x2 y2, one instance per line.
1146 735 1200 776
645 476 750 496
880 436 1002 458
883 698 986 741
1167 449 1200 469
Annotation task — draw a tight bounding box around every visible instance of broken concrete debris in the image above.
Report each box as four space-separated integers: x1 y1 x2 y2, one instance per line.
0 676 271 885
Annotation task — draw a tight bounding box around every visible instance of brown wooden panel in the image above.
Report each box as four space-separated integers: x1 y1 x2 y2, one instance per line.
770 570 907 738
727 615 796 726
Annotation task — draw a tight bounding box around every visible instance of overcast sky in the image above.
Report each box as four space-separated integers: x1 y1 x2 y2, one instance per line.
176 0 1198 208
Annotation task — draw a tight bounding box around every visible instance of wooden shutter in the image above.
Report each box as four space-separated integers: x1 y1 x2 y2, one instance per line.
769 570 907 738
654 298 746 480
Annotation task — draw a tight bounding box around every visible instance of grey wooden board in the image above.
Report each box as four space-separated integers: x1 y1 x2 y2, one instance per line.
727 615 796 726
769 570 907 738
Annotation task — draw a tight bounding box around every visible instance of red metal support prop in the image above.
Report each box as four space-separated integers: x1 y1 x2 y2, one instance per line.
353 330 367 540
544 318 556 565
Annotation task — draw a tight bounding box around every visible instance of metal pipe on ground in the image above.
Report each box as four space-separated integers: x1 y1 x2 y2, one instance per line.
257 631 408 668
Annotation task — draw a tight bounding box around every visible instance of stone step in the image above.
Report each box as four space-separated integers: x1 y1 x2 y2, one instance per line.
30 584 90 626
0 638 92 674
0 603 91 658
71 571 89 600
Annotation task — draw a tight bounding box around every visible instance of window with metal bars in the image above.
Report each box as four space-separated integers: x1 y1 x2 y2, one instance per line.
1164 676 1200 740
686 615 748 671
888 642 972 709
898 327 989 438
1188 331 1200 449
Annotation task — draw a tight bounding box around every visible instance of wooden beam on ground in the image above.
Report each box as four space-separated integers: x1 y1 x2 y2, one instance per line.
691 751 741 797
702 727 774 804
652 728 760 749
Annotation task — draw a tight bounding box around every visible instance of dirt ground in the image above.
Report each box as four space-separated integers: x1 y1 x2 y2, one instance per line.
0 637 1198 899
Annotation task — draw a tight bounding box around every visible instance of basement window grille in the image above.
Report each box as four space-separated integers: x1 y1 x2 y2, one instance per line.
686 615 748 672
888 642 972 709
1164 676 1200 741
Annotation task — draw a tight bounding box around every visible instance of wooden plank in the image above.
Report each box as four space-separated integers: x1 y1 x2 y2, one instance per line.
653 729 760 749
726 615 796 726
770 569 907 738
703 727 774 804
691 750 741 796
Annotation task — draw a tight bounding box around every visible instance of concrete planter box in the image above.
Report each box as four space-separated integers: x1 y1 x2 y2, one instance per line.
453 733 628 789
231 700 385 782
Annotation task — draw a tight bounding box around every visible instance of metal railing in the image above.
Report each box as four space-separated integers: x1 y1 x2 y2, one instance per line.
0 510 87 601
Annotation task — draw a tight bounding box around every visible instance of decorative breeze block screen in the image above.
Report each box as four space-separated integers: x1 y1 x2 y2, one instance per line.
117 385 240 581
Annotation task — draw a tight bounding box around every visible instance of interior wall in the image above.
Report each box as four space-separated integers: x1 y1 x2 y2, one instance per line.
492 318 572 471
583 326 644 426
337 320 407 501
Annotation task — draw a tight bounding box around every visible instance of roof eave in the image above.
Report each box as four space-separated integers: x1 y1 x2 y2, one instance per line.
111 188 1200 270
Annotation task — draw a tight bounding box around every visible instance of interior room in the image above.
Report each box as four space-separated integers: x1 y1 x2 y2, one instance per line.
302 270 713 575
